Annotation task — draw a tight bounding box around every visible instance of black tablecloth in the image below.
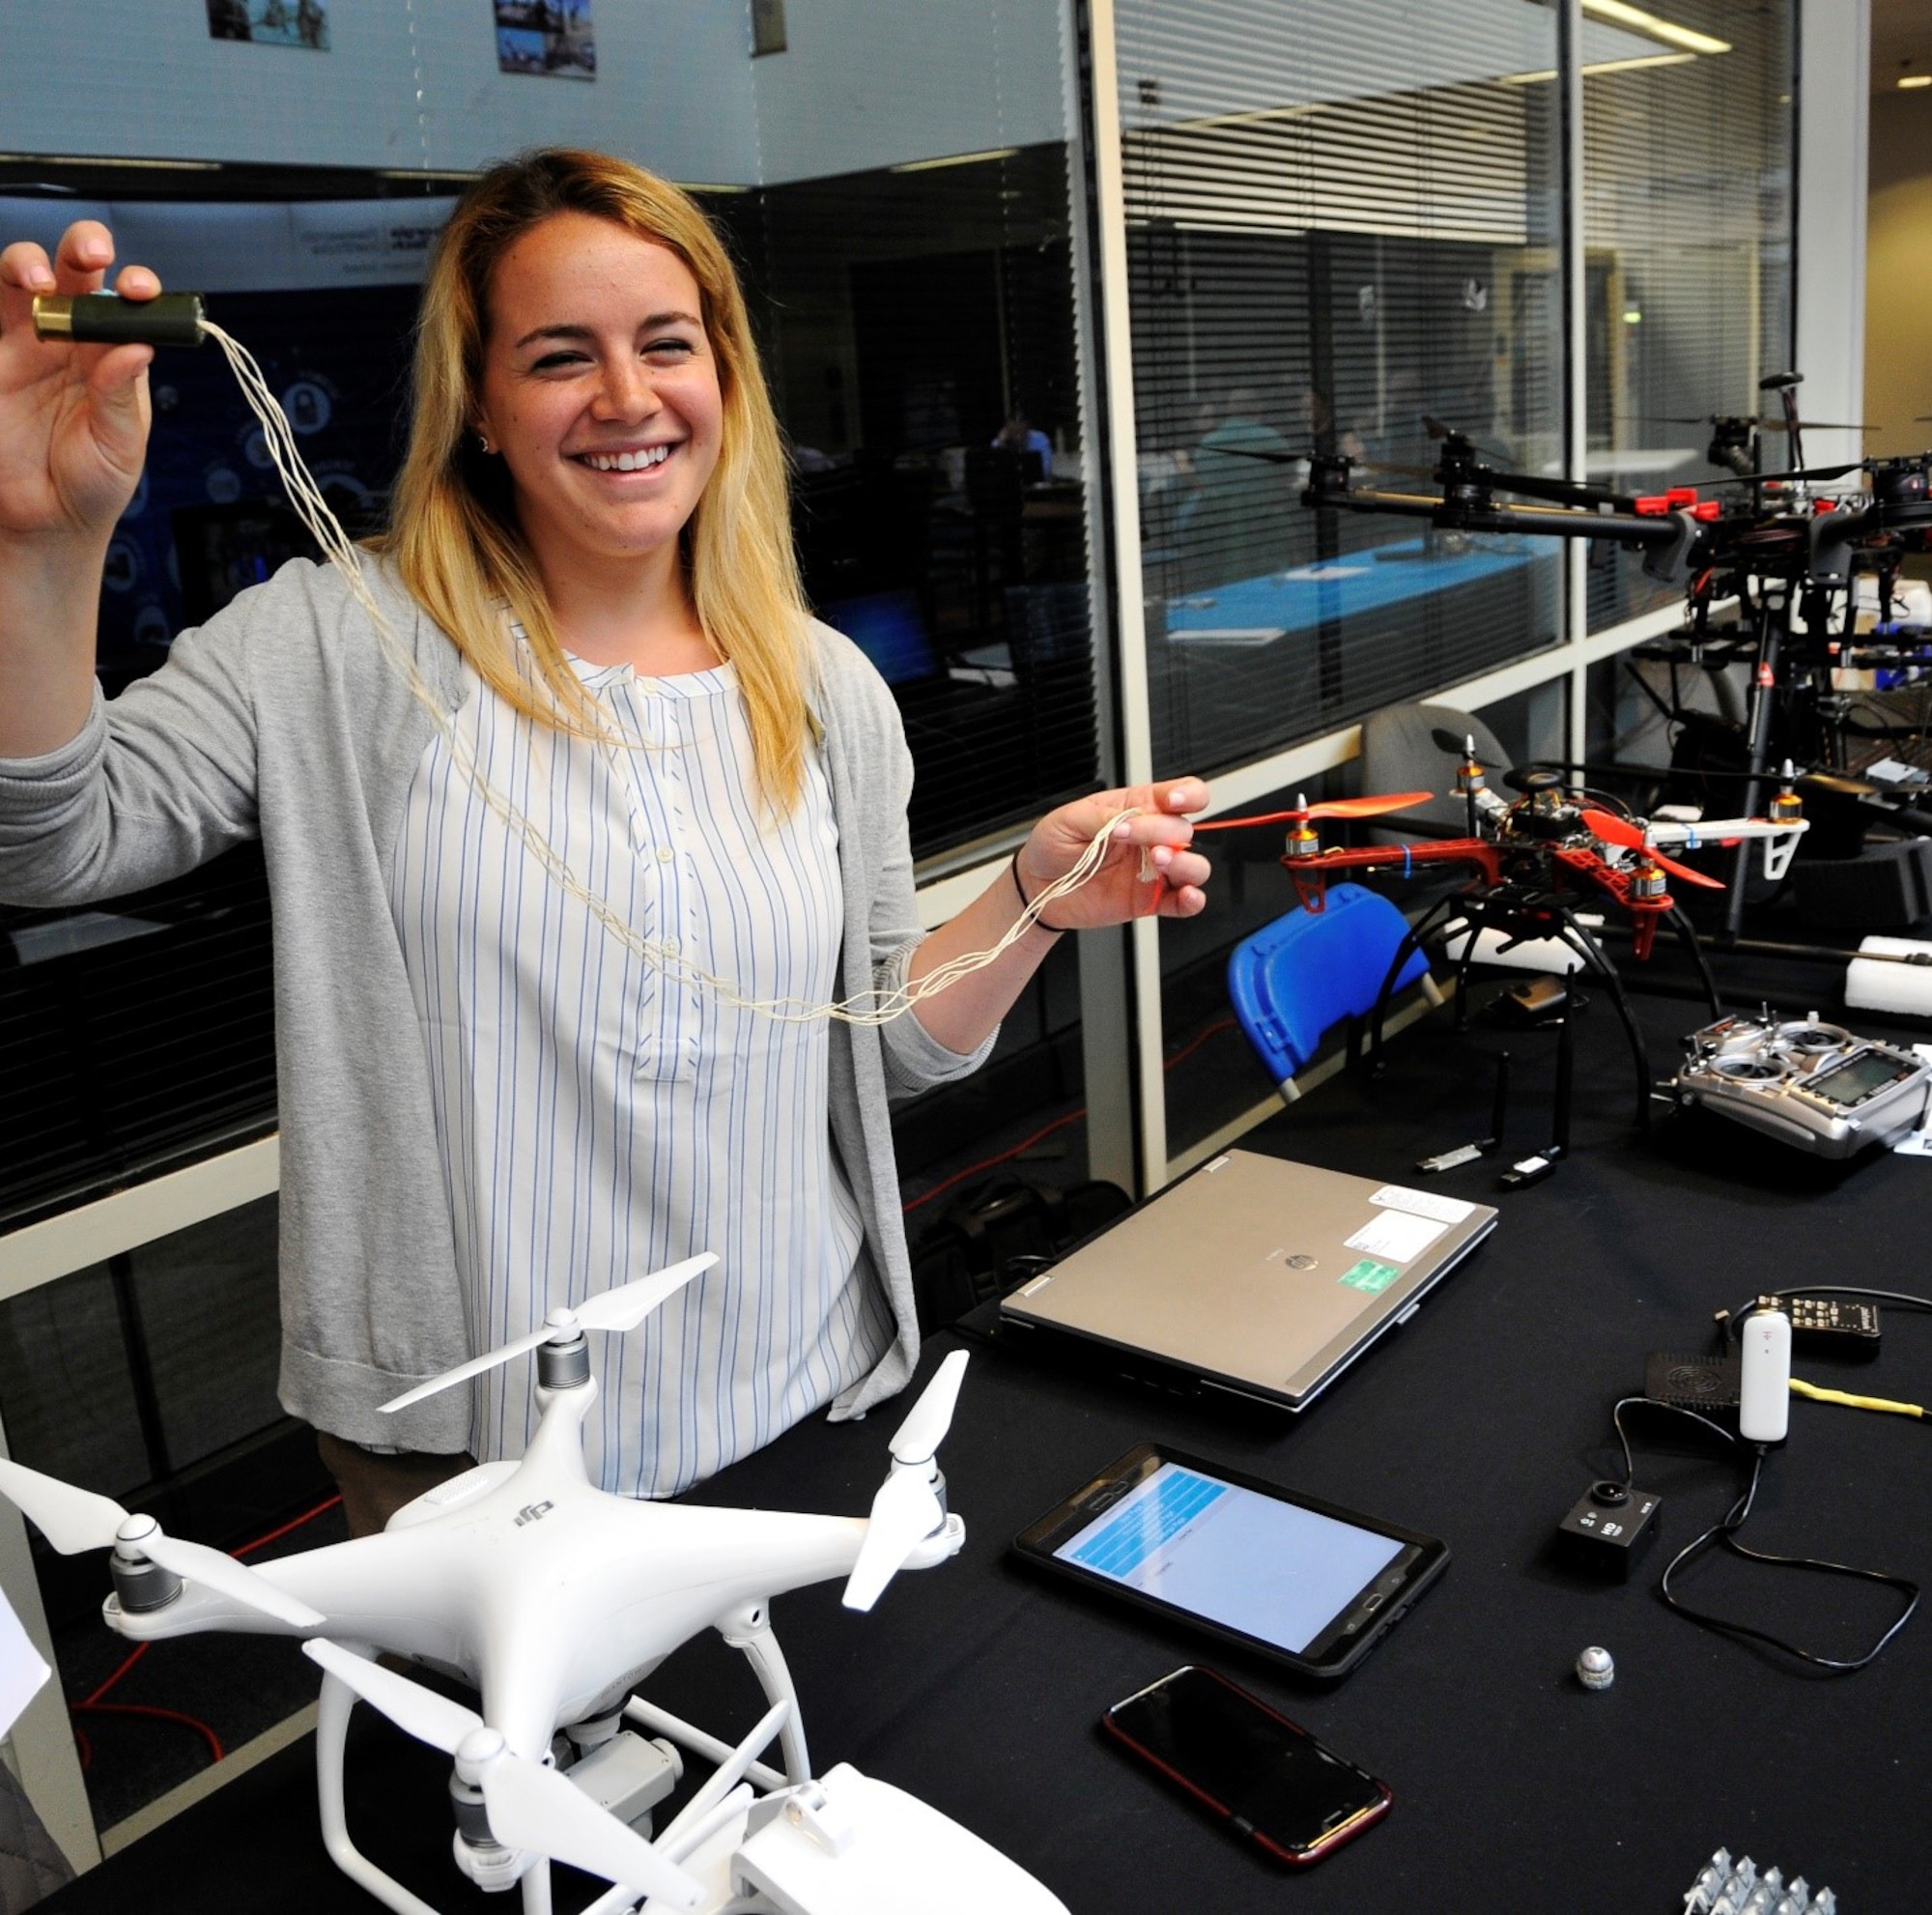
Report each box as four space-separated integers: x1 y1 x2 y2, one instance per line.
43 989 1932 1913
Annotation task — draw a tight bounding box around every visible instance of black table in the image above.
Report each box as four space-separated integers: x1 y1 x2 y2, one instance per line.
44 989 1932 1913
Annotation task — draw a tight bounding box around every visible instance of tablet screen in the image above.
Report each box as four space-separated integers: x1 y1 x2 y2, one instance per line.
1052 1461 1405 1654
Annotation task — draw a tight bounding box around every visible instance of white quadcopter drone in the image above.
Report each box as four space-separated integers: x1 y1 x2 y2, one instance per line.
0 1254 1069 1915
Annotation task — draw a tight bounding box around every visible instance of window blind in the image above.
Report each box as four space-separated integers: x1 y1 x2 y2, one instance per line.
1115 0 1567 782
1581 0 1795 630
712 139 1102 862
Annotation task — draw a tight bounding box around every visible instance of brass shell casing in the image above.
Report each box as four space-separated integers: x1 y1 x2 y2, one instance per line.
31 292 207 348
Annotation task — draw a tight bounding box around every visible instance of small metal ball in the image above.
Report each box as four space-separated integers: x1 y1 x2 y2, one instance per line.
1576 1645 1615 1690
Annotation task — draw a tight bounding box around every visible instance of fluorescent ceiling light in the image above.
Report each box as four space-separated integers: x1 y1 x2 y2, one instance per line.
890 147 1019 173
673 182 751 194
1500 52 1697 84
1579 0 1730 57
0 154 223 170
376 168 479 182
1900 74 1932 89
1171 103 1323 132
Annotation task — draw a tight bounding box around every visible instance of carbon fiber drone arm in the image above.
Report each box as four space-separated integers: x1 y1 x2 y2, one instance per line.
1298 466 1691 565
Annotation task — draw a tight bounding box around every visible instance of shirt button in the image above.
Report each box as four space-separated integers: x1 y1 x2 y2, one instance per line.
662 937 681 958
656 845 675 864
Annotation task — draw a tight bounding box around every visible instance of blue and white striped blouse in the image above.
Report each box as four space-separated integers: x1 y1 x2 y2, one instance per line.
388 656 892 1498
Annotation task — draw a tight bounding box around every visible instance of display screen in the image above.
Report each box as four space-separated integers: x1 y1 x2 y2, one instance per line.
1108 1668 1383 1853
1053 1462 1405 1653
1805 1049 1912 1106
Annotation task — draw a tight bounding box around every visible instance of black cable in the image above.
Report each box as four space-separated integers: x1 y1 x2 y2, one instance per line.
1576 786 1634 820
1721 1285 1932 1339
1608 1394 1737 1490
1603 1398 1920 1673
1658 1448 1920 1674
1663 900 1723 1021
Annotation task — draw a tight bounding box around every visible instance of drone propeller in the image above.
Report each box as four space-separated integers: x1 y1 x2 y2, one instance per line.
1191 434 1321 464
1422 414 1511 465
303 1642 704 1908
1194 789 1435 833
381 1253 719 1414
1798 770 1881 803
0 1458 325 1629
842 1350 968 1613
1716 461 1867 486
1646 414 1870 434
1430 726 1498 766
1577 810 1724 890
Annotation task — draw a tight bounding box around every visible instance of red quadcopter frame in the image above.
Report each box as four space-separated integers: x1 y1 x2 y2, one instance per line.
1196 744 1804 960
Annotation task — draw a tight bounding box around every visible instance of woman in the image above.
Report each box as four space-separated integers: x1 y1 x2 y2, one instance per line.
0 151 1210 1531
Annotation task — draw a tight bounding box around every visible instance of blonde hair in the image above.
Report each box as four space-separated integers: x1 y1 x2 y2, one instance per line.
382 148 810 809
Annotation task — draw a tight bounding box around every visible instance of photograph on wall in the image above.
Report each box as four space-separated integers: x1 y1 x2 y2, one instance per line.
495 1 596 80
205 0 330 49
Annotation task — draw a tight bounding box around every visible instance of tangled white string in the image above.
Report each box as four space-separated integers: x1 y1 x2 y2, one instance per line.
200 320 1136 1025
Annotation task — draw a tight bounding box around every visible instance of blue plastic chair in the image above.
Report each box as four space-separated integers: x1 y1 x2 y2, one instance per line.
1227 883 1436 1100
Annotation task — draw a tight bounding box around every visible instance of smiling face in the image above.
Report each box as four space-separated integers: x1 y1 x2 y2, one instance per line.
473 210 724 600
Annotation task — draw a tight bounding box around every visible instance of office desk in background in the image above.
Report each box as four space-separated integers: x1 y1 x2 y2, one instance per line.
40 991 1932 1914
1160 536 1541 646
1146 536 1555 773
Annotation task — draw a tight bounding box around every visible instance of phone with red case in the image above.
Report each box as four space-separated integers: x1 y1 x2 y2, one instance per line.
1102 1666 1390 1867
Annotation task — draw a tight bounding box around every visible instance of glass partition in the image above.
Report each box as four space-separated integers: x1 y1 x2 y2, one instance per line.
1580 0 1795 631
713 139 1101 860
1115 0 1567 782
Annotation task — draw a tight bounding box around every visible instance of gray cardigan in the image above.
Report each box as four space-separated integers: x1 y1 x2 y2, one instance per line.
0 558 988 1453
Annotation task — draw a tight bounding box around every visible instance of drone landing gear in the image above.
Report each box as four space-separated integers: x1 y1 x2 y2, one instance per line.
317 1662 696 1915
316 1668 449 1915
720 1602 812 1785
1371 895 1656 1187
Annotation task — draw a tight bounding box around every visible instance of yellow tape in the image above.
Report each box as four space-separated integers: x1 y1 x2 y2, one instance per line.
1789 1376 1925 1419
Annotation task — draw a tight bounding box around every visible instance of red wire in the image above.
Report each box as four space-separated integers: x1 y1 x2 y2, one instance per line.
76 1702 222 1767
67 1491 345 1773
902 1109 1085 1215
232 1493 342 1558
899 1015 1243 1217
80 1643 150 1709
1162 1015 1236 1072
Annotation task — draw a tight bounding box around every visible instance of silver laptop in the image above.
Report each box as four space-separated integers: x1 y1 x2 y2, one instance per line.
998 1150 1496 1411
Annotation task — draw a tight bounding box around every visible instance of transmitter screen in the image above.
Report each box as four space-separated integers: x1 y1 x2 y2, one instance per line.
1805 1050 1912 1106
1054 1463 1404 1653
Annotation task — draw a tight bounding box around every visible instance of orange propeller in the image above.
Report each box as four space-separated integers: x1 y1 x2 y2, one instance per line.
1578 808 1725 890
1197 790 1435 832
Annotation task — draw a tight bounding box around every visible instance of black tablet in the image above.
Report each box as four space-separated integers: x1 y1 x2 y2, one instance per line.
1012 1443 1448 1679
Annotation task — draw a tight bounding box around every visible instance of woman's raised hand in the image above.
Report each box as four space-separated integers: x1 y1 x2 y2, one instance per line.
1014 778 1212 932
0 221 159 548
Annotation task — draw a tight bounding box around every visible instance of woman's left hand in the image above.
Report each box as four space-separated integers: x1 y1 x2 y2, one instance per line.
1015 778 1212 932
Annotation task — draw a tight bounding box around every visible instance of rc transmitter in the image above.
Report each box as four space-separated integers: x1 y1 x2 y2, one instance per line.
1671 1013 1932 1158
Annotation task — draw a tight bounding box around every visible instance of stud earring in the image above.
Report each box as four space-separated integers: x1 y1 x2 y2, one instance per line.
476 431 495 455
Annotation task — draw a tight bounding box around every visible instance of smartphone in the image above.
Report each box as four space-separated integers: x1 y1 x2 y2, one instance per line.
1103 1666 1390 1866
1012 1442 1447 1678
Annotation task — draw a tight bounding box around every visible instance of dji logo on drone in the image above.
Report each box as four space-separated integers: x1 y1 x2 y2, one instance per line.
513 1501 554 1528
